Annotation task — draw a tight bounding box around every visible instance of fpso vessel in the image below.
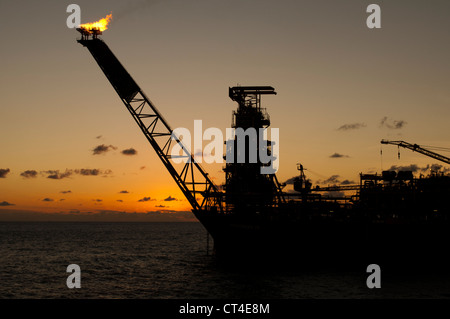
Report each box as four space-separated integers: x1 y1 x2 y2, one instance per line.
194 87 450 267
78 33 450 268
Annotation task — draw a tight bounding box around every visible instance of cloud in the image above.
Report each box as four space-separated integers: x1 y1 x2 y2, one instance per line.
0 168 10 178
138 197 155 202
380 117 407 129
60 190 72 194
429 164 443 171
155 205 166 208
74 169 101 176
317 175 341 185
45 170 73 180
422 164 450 173
117 200 123 202
96 135 103 139
93 199 103 202
42 198 54 202
0 201 14 206
121 148 138 156
81 169 112 177
316 176 355 185
337 123 366 131
92 144 117 155
119 190 129 194
20 170 38 178
324 175 340 184
164 196 177 202
43 169 112 179
393 121 407 129
140 166 146 170
387 164 421 173
329 153 349 158
101 169 113 176
387 164 450 174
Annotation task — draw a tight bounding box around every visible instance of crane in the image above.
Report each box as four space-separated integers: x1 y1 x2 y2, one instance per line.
381 140 450 165
77 35 223 213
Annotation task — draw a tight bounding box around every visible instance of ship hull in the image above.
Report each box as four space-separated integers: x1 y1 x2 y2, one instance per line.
194 209 450 270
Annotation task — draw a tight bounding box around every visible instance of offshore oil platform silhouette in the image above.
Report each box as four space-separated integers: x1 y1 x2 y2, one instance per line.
77 29 450 268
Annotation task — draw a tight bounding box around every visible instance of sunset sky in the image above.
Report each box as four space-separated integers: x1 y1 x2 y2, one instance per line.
1 0 450 221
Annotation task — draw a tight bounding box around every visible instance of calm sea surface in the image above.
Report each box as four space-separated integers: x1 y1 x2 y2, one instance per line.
1 222 449 299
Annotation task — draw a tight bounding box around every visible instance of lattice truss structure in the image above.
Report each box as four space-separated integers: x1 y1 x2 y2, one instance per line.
78 37 223 212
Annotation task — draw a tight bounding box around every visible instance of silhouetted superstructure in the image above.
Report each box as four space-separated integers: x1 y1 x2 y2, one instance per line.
78 33 450 268
224 86 285 211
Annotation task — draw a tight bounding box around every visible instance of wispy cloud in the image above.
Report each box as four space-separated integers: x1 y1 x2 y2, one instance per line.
43 169 113 179
164 196 177 202
387 164 421 173
316 175 341 185
337 123 366 131
387 164 450 174
425 164 450 173
121 148 138 156
323 175 340 184
316 176 356 185
119 190 129 194
60 190 72 194
0 201 15 206
92 144 117 155
138 197 155 202
20 170 38 178
74 169 102 176
42 198 54 202
380 117 407 129
45 170 73 180
329 153 349 158
0 168 10 178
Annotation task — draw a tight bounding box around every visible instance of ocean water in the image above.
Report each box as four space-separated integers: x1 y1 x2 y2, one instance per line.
1 222 449 299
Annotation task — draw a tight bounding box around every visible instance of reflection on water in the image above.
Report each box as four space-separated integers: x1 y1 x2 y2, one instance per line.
0 222 449 299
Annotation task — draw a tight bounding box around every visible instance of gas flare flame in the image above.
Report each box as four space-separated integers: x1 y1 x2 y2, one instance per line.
79 13 113 33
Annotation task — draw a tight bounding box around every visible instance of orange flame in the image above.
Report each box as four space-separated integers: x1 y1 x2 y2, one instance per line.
79 14 113 32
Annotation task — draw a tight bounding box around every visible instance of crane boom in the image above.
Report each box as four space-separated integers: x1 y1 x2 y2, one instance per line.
381 140 450 164
78 37 223 213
